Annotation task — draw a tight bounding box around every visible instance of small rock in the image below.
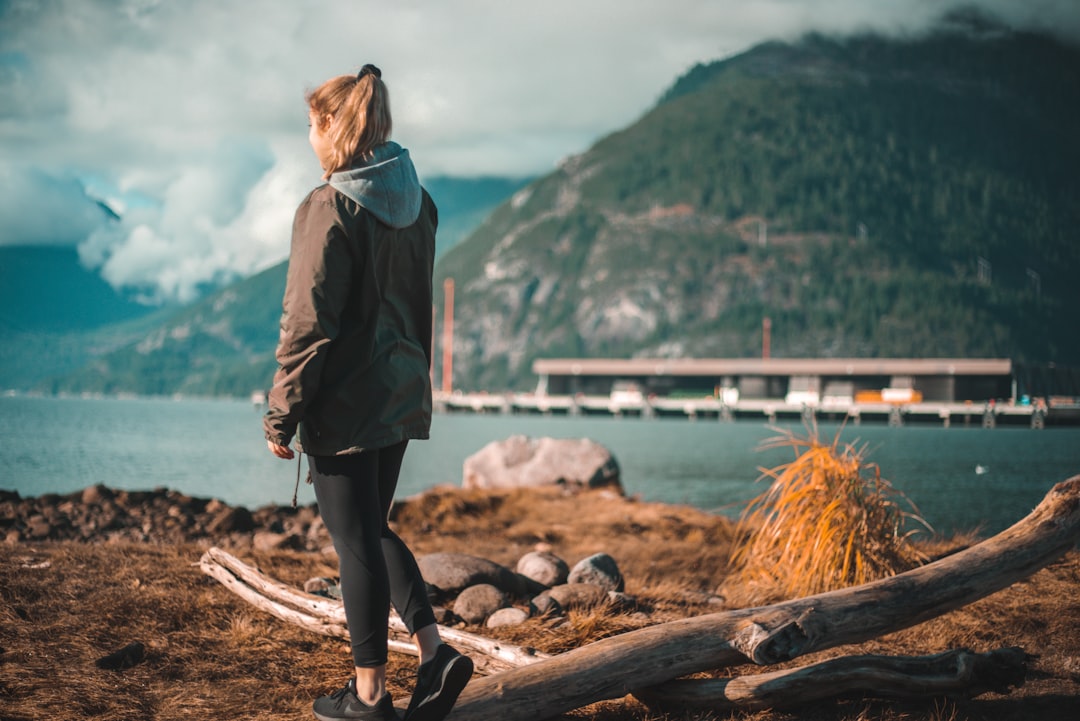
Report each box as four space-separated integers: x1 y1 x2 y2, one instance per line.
429 608 460 626
207 506 254 534
306 516 329 546
417 553 520 597
607 591 637 611
568 553 624 592
253 531 300 552
454 583 509 625
486 607 529 628
95 641 145 670
529 592 563 617
545 583 609 611
431 606 461 626
516 551 569 588
678 589 726 606
81 484 115 505
26 515 52 540
303 577 339 596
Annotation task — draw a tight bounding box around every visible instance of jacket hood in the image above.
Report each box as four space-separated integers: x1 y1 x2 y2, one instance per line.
328 141 422 228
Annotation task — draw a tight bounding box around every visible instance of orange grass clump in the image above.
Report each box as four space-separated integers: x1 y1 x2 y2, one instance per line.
722 426 930 604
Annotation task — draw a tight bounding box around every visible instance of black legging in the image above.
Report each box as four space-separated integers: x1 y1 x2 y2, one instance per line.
309 441 436 667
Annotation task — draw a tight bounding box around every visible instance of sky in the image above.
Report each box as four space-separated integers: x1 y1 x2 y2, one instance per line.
2 0 1078 305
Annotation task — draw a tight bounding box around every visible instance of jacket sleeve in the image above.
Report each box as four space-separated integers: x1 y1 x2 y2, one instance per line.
263 192 353 446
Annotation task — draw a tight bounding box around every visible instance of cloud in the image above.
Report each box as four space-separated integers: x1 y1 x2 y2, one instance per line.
0 165 111 246
1 0 1077 304
77 138 309 304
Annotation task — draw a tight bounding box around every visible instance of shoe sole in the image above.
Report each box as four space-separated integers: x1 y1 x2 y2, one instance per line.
406 654 474 721
313 703 402 721
313 711 401 721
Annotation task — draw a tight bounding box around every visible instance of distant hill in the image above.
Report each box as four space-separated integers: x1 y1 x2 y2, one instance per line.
432 15 1080 391
0 246 166 390
44 262 286 397
0 246 155 333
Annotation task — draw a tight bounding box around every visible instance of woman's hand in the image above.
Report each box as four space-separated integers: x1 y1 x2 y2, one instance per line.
267 440 295 460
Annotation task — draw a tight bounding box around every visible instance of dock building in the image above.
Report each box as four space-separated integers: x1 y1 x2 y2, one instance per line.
438 357 1080 427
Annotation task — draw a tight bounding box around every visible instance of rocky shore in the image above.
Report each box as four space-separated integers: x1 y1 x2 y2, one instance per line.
2 480 726 631
2 435 625 552
0 484 329 552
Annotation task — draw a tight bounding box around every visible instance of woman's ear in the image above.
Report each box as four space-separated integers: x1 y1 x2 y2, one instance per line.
319 113 334 131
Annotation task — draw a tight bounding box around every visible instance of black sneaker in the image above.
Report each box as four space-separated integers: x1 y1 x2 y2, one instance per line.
403 644 474 721
313 678 399 721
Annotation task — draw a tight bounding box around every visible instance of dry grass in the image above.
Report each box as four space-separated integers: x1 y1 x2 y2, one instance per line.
721 426 929 605
2 486 1079 721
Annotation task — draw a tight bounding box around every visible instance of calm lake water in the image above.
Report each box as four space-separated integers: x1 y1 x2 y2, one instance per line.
2 395 1079 536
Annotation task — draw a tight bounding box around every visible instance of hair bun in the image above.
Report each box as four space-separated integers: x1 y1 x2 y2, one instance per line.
357 64 382 81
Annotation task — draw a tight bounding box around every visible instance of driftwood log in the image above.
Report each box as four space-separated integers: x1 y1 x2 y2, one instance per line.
200 475 1080 719
633 647 1028 712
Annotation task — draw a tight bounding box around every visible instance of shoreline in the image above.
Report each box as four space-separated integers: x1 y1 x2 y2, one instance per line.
3 481 1079 721
0 481 730 551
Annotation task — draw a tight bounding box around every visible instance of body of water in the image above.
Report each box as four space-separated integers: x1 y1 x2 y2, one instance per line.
3 395 1079 536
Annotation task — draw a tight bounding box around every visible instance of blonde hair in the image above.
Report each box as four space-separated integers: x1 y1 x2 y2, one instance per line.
306 64 392 178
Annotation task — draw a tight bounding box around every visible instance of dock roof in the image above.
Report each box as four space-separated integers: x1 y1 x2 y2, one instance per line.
531 358 1014 377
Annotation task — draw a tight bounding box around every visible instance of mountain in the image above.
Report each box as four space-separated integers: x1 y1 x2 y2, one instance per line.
28 175 528 396
0 246 166 390
432 15 1080 391
44 262 286 397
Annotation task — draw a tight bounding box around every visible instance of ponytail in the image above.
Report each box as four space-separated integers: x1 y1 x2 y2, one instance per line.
306 65 393 178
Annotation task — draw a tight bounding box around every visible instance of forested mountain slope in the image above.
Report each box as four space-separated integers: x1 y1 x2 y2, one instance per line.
434 18 1080 391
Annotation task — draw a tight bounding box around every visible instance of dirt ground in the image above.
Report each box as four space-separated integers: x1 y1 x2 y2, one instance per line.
2 485 1079 721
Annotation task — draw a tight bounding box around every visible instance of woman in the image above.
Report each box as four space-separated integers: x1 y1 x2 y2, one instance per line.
264 64 472 721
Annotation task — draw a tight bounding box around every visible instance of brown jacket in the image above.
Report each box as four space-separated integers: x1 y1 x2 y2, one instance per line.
263 148 436 456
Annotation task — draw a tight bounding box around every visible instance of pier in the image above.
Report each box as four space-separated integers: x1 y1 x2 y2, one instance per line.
435 391 1063 427
434 357 1080 427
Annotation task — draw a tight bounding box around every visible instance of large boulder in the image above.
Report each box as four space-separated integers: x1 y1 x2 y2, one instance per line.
462 436 621 492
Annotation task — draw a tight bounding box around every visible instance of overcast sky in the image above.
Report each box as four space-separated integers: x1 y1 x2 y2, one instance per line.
2 0 1077 304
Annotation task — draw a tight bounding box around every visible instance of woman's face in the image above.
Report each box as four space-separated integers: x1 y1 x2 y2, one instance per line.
308 111 334 171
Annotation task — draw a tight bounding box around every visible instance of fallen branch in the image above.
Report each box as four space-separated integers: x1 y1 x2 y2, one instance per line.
198 550 348 639
199 547 550 675
443 476 1080 721
633 647 1027 712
